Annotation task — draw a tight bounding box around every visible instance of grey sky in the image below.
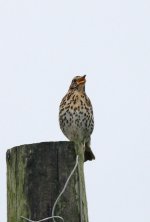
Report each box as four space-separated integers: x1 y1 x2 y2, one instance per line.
0 0 150 221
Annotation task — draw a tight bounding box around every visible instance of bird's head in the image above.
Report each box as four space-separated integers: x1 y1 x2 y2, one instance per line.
69 75 86 92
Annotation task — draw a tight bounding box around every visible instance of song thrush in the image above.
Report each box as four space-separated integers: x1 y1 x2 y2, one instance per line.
59 75 95 161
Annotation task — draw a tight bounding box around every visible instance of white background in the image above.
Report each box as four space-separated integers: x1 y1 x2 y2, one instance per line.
0 0 150 221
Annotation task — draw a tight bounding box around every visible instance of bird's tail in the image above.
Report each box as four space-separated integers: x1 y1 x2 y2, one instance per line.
84 147 95 162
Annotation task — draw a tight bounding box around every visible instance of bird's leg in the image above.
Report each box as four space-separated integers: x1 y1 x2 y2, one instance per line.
82 140 86 152
74 142 85 163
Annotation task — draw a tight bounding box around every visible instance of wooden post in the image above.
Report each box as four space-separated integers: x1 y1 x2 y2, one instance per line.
6 142 89 222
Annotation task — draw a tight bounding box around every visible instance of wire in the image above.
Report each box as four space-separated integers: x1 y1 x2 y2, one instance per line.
21 216 64 222
52 155 79 222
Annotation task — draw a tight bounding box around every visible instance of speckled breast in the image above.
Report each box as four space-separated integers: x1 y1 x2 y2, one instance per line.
59 91 94 142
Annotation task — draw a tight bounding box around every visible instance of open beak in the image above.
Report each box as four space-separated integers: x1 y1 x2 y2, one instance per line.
77 75 86 85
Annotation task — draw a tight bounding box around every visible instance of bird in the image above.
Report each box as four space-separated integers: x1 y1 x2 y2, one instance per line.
59 75 95 162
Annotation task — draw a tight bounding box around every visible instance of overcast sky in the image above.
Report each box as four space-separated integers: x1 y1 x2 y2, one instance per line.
0 0 150 222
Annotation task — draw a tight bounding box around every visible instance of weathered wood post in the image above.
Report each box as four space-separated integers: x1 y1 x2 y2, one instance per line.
6 142 89 222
